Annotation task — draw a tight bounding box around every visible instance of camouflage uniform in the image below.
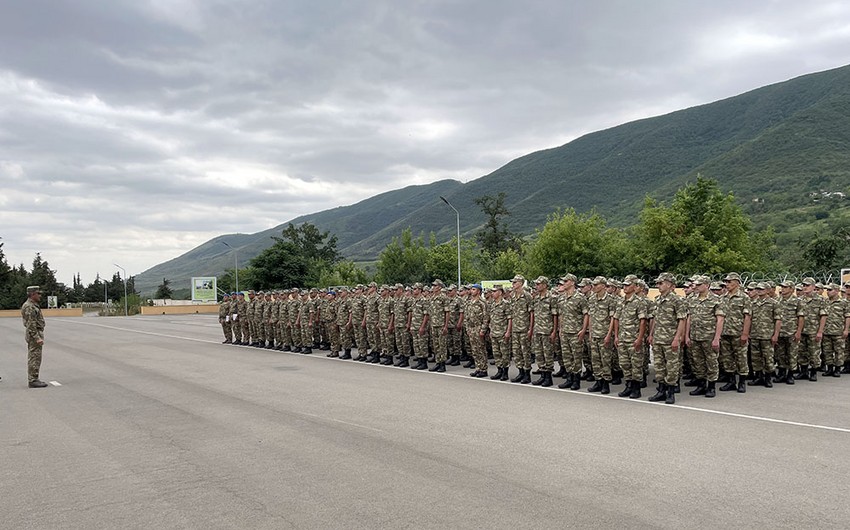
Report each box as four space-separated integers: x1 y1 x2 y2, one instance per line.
335 294 353 352
393 291 412 359
720 288 751 376
776 291 803 371
653 290 687 386
446 293 462 358
488 297 512 369
219 297 232 343
246 294 257 343
588 291 617 382
531 288 558 373
269 294 281 347
557 290 588 376
365 289 381 355
254 294 267 345
510 289 533 371
410 294 430 360
299 294 314 348
462 294 489 372
799 291 827 369
378 292 395 355
822 294 849 368
21 296 45 383
429 289 449 363
613 293 647 382
688 292 724 382
236 296 249 343
262 295 274 346
750 295 780 374
326 295 341 354
288 294 302 347
350 291 368 355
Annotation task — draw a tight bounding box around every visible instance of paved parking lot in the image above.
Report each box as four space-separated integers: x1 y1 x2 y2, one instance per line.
2 314 849 529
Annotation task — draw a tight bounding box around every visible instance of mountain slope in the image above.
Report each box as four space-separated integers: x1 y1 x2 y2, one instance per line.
136 64 850 294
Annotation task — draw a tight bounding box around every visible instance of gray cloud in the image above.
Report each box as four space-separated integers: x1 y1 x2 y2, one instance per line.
1 0 849 283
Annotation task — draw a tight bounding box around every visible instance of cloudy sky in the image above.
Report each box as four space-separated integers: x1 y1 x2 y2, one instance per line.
1 0 849 285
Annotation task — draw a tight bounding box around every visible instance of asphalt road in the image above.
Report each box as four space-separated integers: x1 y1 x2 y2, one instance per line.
2 314 850 529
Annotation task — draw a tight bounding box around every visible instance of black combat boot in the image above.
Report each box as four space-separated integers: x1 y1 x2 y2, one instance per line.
684 377 701 387
520 369 532 384
629 382 641 399
648 383 666 402
601 380 610 394
570 373 581 390
705 381 716 398
793 365 808 379
824 365 835 377
222 339 231 344
339 350 352 360
282 345 291 351
500 368 510 381
447 355 460 366
490 367 504 380
472 370 488 378
429 361 441 372
463 359 475 369
398 356 410 367
719 375 737 392
416 358 429 370
665 386 676 404
842 361 850 374
28 380 48 388
511 368 525 383
689 380 707 396
832 366 841 378
541 372 553 388
583 369 595 382
553 365 568 378
558 373 573 389
293 345 302 353
763 372 772 387
808 368 817 382
784 370 794 384
618 381 632 397
327 351 338 358
436 362 446 372
672 379 681 394
641 373 647 388
748 371 764 386
737 374 746 393
773 368 785 383
588 379 604 393
532 372 546 386
302 347 312 354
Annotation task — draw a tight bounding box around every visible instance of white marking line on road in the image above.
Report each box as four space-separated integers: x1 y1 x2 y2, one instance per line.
55 319 850 435
49 381 61 386
299 412 386 433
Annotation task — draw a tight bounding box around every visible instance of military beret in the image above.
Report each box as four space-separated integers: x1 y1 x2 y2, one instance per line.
511 274 525 283
592 276 608 285
655 272 676 284
801 277 816 286
470 283 482 290
724 272 741 282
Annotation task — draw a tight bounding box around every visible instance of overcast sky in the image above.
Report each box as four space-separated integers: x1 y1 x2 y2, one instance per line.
1 0 849 285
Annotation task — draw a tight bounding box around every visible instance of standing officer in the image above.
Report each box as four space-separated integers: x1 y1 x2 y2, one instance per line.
774 280 803 384
391 284 412 367
556 274 589 390
796 277 827 381
685 276 724 398
613 275 647 399
719 273 751 393
428 280 450 372
587 277 617 394
22 286 48 388
509 275 533 383
462 284 489 377
530 276 558 387
822 284 849 376
749 283 781 387
486 285 512 381
219 293 233 344
648 273 687 403
237 292 249 345
409 283 430 370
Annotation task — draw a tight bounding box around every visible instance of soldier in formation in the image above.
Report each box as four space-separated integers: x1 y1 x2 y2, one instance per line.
218 276 850 405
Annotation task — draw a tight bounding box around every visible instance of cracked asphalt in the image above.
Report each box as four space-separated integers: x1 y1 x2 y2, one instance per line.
2 314 850 529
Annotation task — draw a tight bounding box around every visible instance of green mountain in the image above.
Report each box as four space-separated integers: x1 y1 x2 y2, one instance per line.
136 64 850 294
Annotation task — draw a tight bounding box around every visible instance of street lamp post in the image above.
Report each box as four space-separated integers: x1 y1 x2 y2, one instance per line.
220 241 239 293
114 263 128 316
439 196 461 287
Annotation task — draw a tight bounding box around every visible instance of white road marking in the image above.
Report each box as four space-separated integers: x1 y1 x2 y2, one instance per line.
49 381 61 386
55 318 850 435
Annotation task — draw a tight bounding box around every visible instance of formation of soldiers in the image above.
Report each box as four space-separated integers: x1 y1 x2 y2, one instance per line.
217 274 850 404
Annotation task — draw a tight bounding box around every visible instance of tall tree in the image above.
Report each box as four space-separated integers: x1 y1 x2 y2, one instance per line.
154 278 174 299
474 192 520 255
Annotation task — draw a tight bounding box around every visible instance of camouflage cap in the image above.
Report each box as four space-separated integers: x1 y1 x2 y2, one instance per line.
579 277 592 287
724 272 742 282
423 285 432 292
709 281 722 290
355 284 365 290
779 280 795 288
801 277 816 286
534 275 549 284
591 276 607 285
310 288 318 293
368 281 378 288
795 284 803 290
432 279 445 287
559 273 577 284
765 281 775 289
394 283 404 290
623 274 639 283
608 279 622 288
655 272 676 284
692 275 709 285
826 283 841 290
746 282 758 290
412 282 423 289
492 284 504 291
511 274 525 283
447 284 457 291
815 282 824 289
26 285 41 294
755 282 768 290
